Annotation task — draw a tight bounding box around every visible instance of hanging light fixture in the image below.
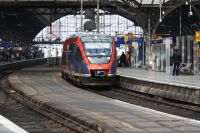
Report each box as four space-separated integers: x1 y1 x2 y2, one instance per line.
188 0 193 16
159 1 162 23
185 1 189 5
80 0 83 32
97 0 99 33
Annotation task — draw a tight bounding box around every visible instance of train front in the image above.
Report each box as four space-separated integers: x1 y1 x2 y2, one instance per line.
80 35 116 85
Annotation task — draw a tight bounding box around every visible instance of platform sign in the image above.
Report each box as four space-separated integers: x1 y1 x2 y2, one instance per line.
195 31 200 42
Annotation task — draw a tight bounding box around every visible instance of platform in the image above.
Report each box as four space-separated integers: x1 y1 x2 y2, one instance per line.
0 115 28 133
117 67 200 89
8 65 200 133
116 67 200 105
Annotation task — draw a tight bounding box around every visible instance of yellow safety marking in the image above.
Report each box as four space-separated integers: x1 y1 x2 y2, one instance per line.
120 121 144 132
52 76 80 93
9 89 16 94
121 122 135 129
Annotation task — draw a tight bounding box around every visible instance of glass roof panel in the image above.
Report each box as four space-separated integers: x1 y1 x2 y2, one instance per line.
153 0 170 4
135 0 170 4
142 0 152 4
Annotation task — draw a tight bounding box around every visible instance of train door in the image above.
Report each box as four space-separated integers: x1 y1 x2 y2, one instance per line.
73 44 80 73
75 47 82 73
62 51 66 65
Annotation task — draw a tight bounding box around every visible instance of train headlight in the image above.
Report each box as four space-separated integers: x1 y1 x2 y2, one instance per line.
107 57 110 60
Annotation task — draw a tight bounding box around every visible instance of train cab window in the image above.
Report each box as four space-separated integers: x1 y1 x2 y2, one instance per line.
73 44 78 53
76 48 82 62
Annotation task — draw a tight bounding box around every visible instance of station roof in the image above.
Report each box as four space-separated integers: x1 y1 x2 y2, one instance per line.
0 0 199 45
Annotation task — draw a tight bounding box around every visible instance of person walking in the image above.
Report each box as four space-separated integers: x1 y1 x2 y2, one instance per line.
172 48 181 76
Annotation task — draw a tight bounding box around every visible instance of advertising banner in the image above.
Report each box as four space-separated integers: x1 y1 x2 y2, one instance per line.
195 31 200 42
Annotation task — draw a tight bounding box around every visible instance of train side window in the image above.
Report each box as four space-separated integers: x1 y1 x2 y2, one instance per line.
62 51 66 64
67 45 70 62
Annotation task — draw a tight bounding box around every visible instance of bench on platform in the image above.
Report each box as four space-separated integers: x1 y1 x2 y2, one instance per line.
180 63 193 75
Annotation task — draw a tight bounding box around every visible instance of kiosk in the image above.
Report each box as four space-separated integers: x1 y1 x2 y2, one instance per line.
150 39 167 71
127 38 144 67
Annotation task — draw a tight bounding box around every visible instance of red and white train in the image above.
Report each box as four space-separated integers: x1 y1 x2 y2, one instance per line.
61 33 116 85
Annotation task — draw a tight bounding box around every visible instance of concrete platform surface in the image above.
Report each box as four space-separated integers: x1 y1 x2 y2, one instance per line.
8 66 200 133
0 115 28 133
117 68 200 89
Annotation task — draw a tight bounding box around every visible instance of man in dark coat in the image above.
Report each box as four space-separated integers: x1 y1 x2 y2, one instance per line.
172 48 181 76
120 52 126 67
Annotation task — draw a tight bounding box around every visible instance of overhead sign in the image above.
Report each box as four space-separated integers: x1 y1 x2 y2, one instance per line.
195 31 200 42
162 37 173 44
150 39 163 44
128 38 143 43
0 42 11 48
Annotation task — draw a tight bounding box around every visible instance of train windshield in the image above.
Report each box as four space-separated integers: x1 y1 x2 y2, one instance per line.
82 35 113 57
81 35 113 64
84 42 112 57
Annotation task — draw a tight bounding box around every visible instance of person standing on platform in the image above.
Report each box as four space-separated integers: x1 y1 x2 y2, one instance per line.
126 51 130 67
172 48 181 76
120 52 126 67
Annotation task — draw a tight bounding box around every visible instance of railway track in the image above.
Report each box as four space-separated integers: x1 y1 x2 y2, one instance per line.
2 70 200 133
0 73 98 133
85 86 200 121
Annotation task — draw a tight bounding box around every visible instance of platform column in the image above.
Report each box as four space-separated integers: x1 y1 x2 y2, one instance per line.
181 36 186 64
187 35 192 64
146 18 151 68
176 36 181 49
193 41 199 75
165 38 170 74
